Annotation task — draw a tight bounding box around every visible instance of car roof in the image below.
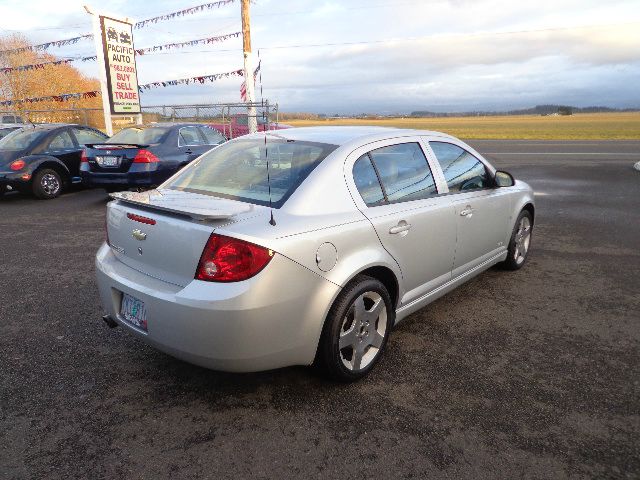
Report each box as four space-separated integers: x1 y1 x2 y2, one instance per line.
244 126 456 147
17 123 74 131
141 123 205 128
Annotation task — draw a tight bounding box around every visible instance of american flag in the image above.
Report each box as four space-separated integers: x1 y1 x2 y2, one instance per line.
240 61 261 101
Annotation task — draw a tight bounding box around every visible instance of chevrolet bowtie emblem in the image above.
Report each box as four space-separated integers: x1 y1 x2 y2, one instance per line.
132 229 147 241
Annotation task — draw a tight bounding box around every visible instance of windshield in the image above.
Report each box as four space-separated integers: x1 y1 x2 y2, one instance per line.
0 127 19 140
0 128 45 150
165 138 338 208
108 127 169 145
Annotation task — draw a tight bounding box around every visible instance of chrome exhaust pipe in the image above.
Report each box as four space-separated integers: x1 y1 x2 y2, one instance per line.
102 314 119 328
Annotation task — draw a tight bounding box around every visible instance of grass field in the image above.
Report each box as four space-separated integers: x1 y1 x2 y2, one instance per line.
285 112 640 140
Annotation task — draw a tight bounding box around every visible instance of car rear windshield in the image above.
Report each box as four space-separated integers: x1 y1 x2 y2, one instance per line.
0 128 45 150
165 138 338 208
107 127 169 145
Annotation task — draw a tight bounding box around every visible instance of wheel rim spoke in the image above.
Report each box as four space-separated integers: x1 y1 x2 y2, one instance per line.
371 331 384 348
351 347 363 370
339 327 357 349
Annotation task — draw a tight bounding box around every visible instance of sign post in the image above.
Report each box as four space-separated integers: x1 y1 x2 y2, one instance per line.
84 5 140 135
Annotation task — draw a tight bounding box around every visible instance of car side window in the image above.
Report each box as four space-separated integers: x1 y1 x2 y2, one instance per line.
199 126 226 145
368 143 437 203
430 142 491 192
47 130 75 151
179 127 204 146
353 154 385 206
72 127 107 145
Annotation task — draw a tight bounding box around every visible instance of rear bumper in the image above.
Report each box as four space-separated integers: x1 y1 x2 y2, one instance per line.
81 169 167 187
0 171 30 190
95 243 340 372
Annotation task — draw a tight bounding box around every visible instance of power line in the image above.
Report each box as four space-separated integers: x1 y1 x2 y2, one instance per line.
126 20 640 56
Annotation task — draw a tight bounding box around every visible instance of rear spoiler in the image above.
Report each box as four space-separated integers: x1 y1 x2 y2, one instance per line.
84 143 149 149
109 189 253 221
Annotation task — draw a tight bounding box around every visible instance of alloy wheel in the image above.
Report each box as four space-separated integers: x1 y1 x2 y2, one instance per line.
41 173 61 196
514 216 531 265
338 291 388 371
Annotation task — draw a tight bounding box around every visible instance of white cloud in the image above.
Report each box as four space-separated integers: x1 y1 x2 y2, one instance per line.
0 0 638 112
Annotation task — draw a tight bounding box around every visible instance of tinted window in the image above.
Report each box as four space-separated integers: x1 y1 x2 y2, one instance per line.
0 128 44 150
47 130 75 150
200 126 226 145
179 126 204 146
166 139 338 208
108 127 168 145
353 154 385 206
368 143 437 203
72 127 107 145
430 142 490 192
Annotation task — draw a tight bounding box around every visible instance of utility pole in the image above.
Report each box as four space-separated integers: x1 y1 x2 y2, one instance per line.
241 0 257 134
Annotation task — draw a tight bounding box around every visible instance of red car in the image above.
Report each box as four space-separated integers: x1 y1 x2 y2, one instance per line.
209 114 290 139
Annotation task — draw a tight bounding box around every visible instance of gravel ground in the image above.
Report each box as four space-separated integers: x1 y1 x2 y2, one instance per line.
1 140 639 479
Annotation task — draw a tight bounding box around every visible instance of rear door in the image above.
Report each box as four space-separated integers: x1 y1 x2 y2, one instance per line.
44 129 83 175
427 141 511 277
346 138 456 306
178 126 209 162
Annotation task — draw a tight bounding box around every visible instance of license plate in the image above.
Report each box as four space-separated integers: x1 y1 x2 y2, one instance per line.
96 156 121 167
120 293 147 331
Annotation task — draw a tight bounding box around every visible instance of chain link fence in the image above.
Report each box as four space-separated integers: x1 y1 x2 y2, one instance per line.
0 101 280 139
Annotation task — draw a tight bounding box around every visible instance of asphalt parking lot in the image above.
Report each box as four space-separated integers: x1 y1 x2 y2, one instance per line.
1 140 639 479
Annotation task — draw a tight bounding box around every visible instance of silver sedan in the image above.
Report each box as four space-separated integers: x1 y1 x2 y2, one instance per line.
96 127 534 381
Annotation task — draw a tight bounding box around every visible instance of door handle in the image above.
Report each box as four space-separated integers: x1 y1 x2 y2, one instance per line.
389 221 412 235
460 206 473 217
185 149 193 154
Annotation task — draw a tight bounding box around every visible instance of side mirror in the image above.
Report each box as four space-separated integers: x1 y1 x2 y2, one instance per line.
495 170 515 187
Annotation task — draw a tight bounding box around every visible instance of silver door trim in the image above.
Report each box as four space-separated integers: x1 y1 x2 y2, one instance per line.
395 249 507 324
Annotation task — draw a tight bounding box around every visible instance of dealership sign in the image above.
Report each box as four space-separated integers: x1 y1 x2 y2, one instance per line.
100 16 141 114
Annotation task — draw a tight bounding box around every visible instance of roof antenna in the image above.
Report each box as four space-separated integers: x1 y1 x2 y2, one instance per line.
257 51 275 226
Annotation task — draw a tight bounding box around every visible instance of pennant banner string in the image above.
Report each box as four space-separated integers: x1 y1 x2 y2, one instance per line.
0 34 94 55
0 90 99 107
0 1 236 55
138 69 244 92
1 31 239 73
0 56 97 74
135 0 236 29
136 32 240 55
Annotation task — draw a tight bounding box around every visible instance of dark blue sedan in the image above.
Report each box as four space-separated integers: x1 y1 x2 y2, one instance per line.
80 123 226 192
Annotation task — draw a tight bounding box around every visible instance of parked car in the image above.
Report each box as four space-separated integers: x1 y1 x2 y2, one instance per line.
0 124 23 140
1 114 24 124
97 127 534 381
208 114 290 139
80 123 226 192
0 124 108 199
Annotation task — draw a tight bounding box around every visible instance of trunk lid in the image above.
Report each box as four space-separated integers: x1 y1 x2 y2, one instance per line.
106 189 262 286
84 143 147 173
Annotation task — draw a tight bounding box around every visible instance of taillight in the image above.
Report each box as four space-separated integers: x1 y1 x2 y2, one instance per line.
196 234 274 282
133 149 159 163
10 159 25 171
127 213 156 225
80 150 89 163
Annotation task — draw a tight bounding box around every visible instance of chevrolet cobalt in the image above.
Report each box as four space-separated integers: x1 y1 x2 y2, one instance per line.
96 127 534 381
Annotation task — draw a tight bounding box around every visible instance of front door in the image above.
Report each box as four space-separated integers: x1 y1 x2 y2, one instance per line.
347 139 457 306
428 141 511 277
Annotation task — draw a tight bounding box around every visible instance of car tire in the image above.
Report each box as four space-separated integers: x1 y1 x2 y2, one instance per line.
502 210 533 270
314 275 394 382
0 185 5 197
32 168 63 199
104 186 123 193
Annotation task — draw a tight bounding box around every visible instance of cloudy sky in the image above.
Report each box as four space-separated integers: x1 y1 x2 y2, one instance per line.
0 0 638 113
